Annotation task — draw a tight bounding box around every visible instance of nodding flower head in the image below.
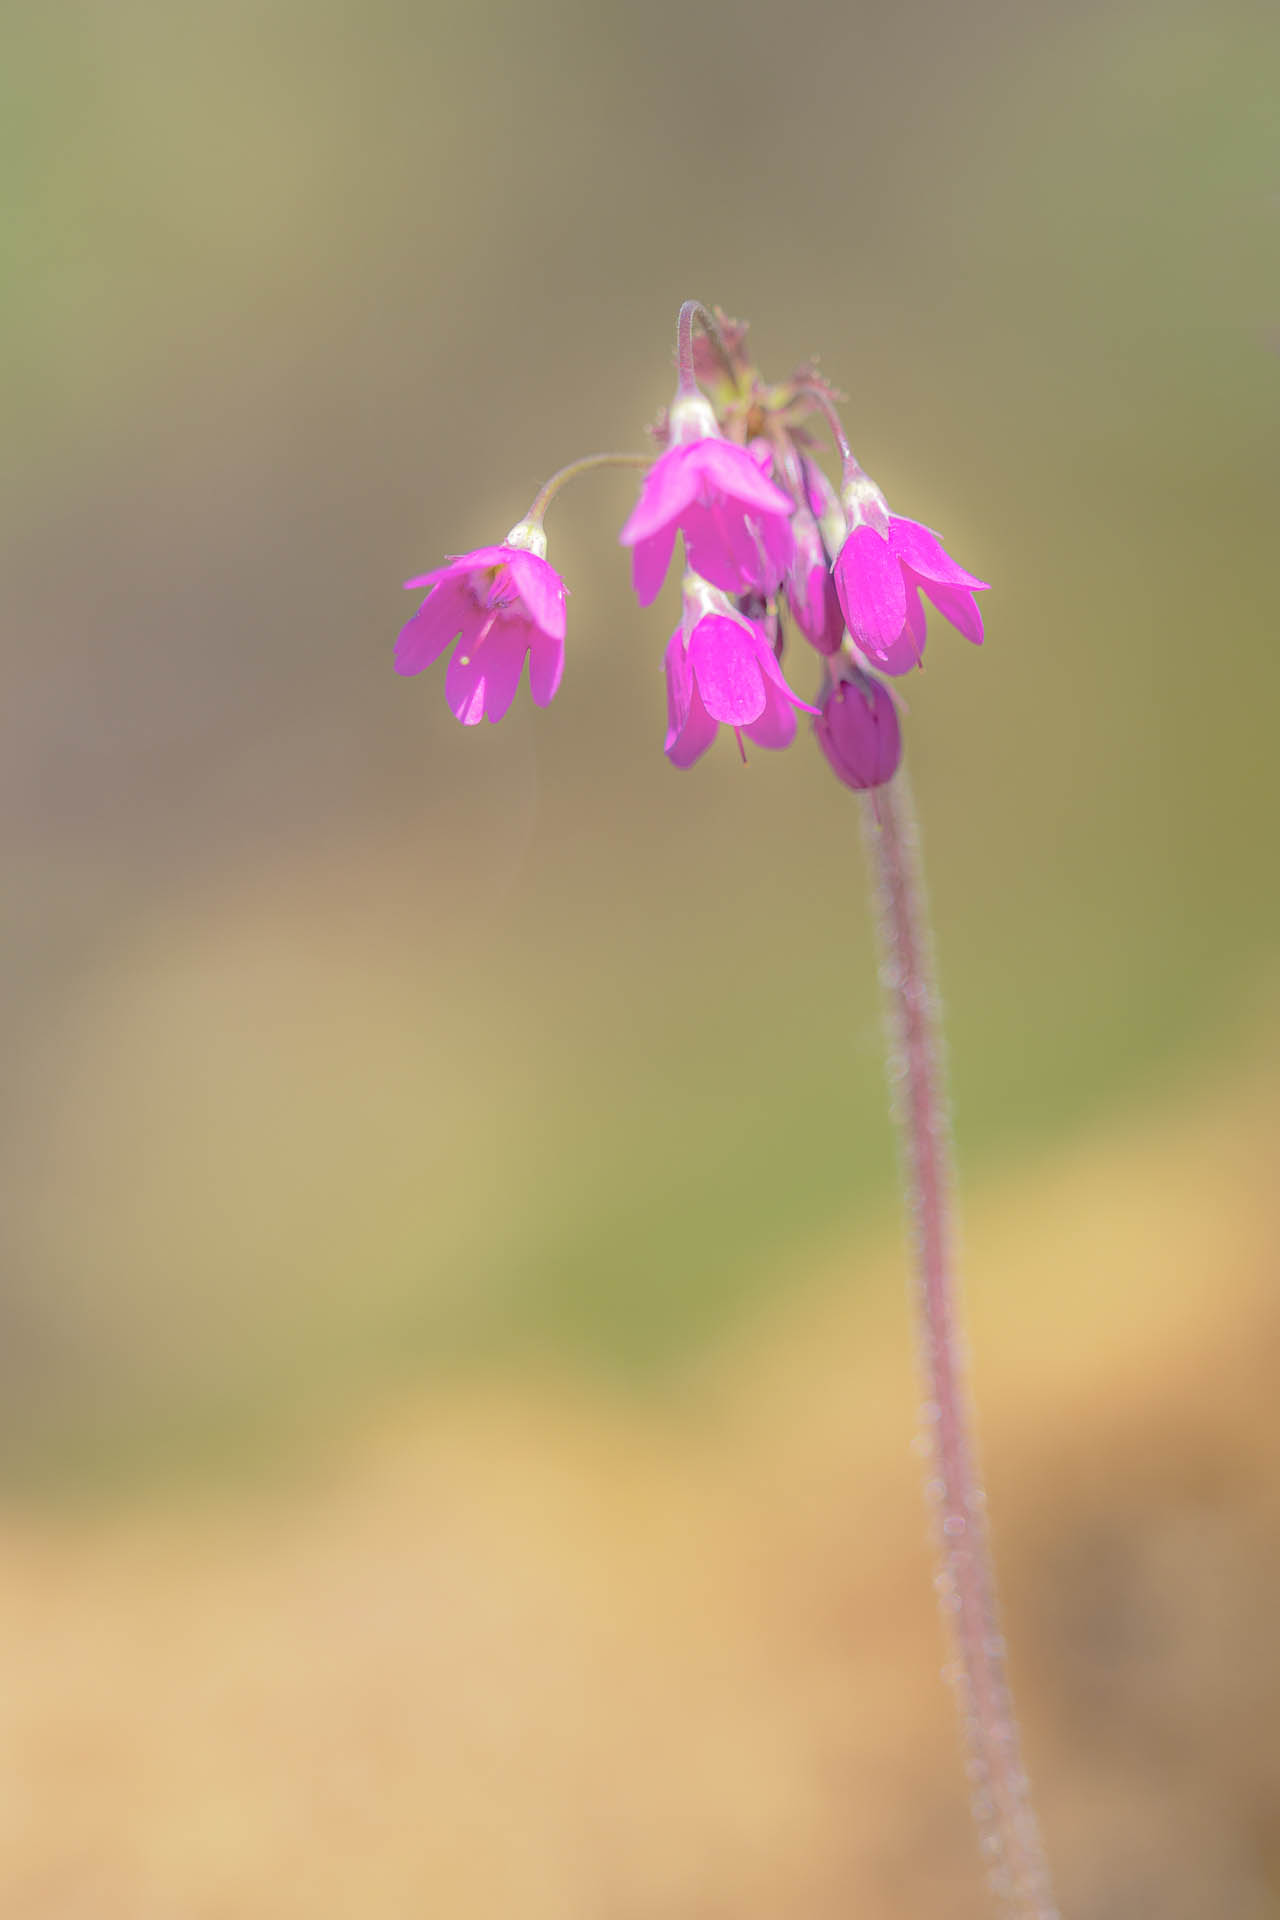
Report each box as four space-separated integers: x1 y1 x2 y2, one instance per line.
664 574 817 769
395 299 987 781
396 520 566 725
814 667 902 791
619 392 795 608
833 512 989 676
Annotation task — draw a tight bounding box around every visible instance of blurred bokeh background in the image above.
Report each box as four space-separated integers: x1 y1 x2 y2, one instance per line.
3 0 1278 1912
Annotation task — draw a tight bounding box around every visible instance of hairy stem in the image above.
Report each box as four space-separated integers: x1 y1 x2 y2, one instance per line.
523 452 652 525
862 775 1059 1920
674 300 735 395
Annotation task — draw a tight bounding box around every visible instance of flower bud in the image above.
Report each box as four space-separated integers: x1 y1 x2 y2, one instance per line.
814 669 902 790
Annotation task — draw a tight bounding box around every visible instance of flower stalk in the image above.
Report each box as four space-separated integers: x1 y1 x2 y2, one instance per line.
674 298 734 396
522 452 652 528
862 774 1059 1920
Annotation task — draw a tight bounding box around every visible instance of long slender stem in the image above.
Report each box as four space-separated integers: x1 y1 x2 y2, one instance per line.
862 775 1059 1920
523 452 652 525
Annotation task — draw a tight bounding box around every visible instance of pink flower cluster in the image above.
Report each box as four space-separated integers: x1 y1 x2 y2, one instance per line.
395 305 989 791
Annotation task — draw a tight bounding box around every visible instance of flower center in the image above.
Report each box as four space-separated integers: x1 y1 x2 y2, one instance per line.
469 565 520 620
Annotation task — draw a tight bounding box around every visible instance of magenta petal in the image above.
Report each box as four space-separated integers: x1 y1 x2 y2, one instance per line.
394 579 471 675
920 578 985 646
870 583 927 673
404 544 530 592
888 518 989 591
787 562 828 646
875 632 926 676
432 545 515 583
688 615 767 725
681 501 757 596
527 631 564 706
506 551 566 642
743 682 798 751
751 632 820 714
402 547 503 590
690 439 794 517
818 571 846 652
445 624 527 725
666 674 718 769
445 654 487 725
686 498 792 596
801 456 840 525
479 628 529 722
663 628 692 749
631 520 679 607
904 582 927 650
402 564 454 591
834 524 908 661
756 511 796 592
619 447 698 547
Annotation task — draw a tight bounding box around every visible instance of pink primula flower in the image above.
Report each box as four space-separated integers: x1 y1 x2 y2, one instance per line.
833 517 989 676
396 529 566 725
620 397 795 607
786 460 846 655
814 669 902 791
664 577 816 769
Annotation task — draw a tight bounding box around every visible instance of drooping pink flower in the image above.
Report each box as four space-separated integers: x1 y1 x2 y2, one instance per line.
785 459 846 655
833 516 989 676
814 668 902 791
663 577 816 769
395 528 566 725
620 397 795 607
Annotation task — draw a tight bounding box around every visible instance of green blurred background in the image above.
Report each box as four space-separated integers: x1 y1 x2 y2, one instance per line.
3 0 1279 1912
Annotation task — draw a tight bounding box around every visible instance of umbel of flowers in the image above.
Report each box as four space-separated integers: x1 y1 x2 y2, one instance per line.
395 302 988 790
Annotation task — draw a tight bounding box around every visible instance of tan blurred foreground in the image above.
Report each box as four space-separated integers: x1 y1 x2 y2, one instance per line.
3 1036 1279 1920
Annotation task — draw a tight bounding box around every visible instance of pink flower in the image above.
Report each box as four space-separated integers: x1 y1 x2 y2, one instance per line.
814 669 902 791
786 460 845 655
664 578 817 769
833 517 989 676
395 529 566 725
620 404 795 607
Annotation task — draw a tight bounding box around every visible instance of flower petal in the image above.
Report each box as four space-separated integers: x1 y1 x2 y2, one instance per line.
755 510 796 593
751 629 821 713
663 628 692 750
394 579 472 675
506 550 566 642
743 681 798 751
833 524 908 662
682 504 744 593
665 659 718 768
888 518 989 591
527 630 565 707
869 584 927 675
801 456 840 526
688 614 767 725
404 544 514 589
919 578 985 646
631 521 679 607
619 447 698 547
681 500 761 597
445 622 528 725
687 439 794 518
